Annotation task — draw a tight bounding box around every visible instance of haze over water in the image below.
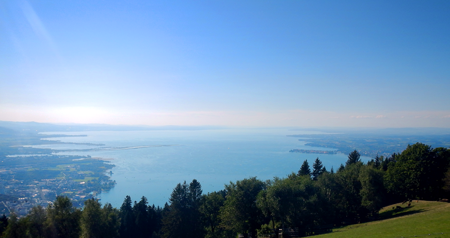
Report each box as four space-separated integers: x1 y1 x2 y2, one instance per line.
37 128 369 207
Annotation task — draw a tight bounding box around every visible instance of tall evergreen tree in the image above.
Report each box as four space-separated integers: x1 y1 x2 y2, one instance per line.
119 195 135 238
80 199 120 238
101 203 120 238
374 155 382 169
134 196 150 238
162 179 203 238
312 158 324 180
188 179 204 238
346 150 361 166
298 160 311 177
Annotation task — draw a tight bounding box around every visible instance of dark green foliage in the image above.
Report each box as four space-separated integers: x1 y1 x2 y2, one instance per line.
312 158 324 180
118 195 162 238
298 159 311 177
134 197 150 238
80 199 103 238
119 195 135 237
346 150 361 166
338 163 345 172
444 169 450 198
316 162 385 224
367 155 388 170
359 166 386 216
101 203 120 238
335 163 366 222
26 205 47 238
162 179 204 238
188 180 204 238
46 196 81 238
200 191 232 238
385 143 450 200
258 174 329 236
1 195 161 238
220 177 266 238
381 154 396 171
80 199 120 238
256 187 279 238
2 213 25 238
0 214 8 236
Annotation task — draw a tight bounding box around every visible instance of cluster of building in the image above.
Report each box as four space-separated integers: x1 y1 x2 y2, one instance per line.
0 178 101 216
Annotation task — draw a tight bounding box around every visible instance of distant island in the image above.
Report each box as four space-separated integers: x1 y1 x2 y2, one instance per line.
289 149 337 154
288 131 450 158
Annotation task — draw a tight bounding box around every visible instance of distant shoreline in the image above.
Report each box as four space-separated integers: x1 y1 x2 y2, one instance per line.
289 149 338 154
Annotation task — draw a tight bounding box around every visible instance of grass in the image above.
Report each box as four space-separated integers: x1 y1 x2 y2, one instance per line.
313 201 450 238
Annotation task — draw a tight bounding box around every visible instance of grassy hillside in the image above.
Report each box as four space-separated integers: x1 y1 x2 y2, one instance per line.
314 201 450 238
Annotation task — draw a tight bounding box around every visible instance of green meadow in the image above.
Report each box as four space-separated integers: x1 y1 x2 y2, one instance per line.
315 201 450 238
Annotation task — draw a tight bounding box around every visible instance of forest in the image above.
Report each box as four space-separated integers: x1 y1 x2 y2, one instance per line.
0 142 449 238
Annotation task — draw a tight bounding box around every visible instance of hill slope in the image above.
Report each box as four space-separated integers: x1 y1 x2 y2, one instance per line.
315 201 450 238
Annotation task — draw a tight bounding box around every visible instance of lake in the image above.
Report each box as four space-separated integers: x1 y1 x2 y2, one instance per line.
37 128 369 208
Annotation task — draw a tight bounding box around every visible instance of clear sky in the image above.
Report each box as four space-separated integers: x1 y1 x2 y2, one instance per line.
1 0 450 127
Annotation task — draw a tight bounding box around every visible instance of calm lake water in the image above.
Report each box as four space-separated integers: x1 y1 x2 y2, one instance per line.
37 128 369 208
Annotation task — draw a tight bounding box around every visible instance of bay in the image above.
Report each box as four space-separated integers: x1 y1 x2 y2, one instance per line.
37 128 369 207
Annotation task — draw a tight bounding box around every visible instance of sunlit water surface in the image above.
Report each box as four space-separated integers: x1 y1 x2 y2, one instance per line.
36 128 369 207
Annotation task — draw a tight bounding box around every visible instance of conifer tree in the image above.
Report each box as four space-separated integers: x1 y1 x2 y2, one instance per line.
338 164 345 173
119 195 135 238
346 150 361 166
134 196 150 238
312 158 324 180
298 159 311 177
162 179 203 238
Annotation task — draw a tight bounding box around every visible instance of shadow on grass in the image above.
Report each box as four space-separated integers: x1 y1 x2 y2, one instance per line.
326 206 426 235
292 206 426 237
378 206 425 220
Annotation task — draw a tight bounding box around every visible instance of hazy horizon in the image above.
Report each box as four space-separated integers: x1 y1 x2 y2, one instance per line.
1 1 450 128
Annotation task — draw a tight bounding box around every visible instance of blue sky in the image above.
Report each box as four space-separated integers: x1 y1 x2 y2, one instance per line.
1 0 450 127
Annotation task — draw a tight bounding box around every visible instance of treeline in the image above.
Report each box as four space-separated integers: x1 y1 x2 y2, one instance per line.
1 143 449 238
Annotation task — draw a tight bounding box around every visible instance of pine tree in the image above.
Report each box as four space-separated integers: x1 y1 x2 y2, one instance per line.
119 195 135 238
346 150 361 166
298 160 311 177
134 196 150 238
312 158 324 180
162 179 203 238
